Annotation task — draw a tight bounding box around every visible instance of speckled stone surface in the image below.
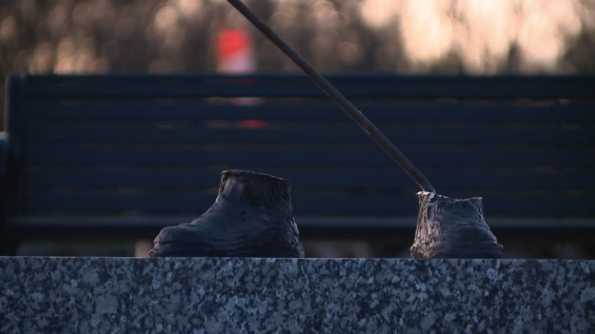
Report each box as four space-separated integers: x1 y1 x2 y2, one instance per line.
1 257 594 333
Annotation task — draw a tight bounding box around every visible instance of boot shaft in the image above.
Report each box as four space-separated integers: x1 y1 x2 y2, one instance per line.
411 191 503 259
218 169 292 211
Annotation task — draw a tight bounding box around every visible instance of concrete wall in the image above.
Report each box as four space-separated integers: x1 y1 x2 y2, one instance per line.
1 257 594 333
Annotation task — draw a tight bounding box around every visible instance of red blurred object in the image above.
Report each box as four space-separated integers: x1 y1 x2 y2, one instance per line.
238 119 268 129
217 29 251 60
216 28 260 105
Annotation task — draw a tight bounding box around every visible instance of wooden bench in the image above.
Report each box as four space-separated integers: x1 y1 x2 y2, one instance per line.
1 74 594 253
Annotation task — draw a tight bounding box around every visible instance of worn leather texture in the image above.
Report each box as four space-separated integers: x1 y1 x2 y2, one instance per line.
410 192 503 259
149 170 304 257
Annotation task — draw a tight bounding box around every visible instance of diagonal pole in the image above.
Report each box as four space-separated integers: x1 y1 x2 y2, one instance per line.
227 0 436 193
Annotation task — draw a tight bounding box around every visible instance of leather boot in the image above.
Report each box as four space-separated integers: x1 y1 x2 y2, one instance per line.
410 191 503 259
149 170 304 257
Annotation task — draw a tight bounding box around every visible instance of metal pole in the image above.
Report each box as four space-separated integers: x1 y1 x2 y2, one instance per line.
227 0 436 193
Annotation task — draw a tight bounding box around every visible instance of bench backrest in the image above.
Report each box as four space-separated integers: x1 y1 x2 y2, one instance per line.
4 75 595 234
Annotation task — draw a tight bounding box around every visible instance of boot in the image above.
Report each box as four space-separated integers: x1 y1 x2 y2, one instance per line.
410 191 503 259
149 170 304 257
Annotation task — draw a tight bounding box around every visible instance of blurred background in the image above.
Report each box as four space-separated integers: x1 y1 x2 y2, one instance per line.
1 0 595 257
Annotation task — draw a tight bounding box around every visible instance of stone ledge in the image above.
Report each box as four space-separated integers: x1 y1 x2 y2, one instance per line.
1 257 594 333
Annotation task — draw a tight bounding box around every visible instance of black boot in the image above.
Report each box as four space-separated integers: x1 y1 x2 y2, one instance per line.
149 170 304 257
410 192 503 259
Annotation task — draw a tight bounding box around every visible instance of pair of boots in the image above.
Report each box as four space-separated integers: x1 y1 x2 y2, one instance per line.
149 170 502 258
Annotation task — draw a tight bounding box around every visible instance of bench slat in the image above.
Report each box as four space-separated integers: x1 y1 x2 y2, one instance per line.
23 144 595 168
18 75 595 99
26 123 594 146
24 166 594 189
8 216 595 231
20 189 595 216
24 100 595 122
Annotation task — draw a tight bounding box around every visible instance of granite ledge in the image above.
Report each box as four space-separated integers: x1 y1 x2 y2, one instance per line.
1 257 594 333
